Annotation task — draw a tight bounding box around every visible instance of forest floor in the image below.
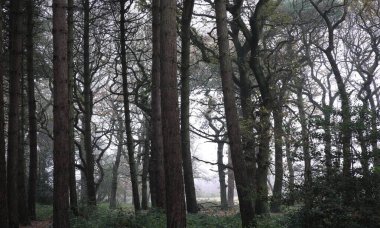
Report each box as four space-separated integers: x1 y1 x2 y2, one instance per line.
28 202 296 227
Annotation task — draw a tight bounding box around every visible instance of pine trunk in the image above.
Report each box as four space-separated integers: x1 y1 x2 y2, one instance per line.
0 1 8 225
26 0 38 219
52 0 71 226
7 0 24 226
160 0 187 224
151 0 166 210
68 0 78 215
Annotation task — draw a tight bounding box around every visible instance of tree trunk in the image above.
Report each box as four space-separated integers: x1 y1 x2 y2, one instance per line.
68 0 78 215
7 0 24 226
160 0 187 224
227 148 235 207
119 0 141 212
296 82 312 210
285 125 295 206
0 1 8 225
249 0 273 215
323 108 333 178
110 118 123 209
215 0 255 225
18 81 30 225
255 108 270 215
217 141 228 210
324 51 352 182
141 123 150 210
180 0 198 214
150 0 166 210
83 0 97 207
357 102 370 177
26 0 38 220
52 0 70 226
271 106 284 213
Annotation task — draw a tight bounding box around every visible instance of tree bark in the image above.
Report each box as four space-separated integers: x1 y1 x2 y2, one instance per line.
18 81 30 225
271 106 284 213
52 0 71 226
217 141 228 210
26 0 38 220
180 0 198 214
109 118 123 209
227 148 235 207
141 123 150 210
249 0 273 215
215 0 255 226
296 81 312 210
151 0 166 210
0 0 8 225
160 0 187 224
68 0 78 215
284 125 295 206
119 0 141 212
82 0 97 206
7 0 24 226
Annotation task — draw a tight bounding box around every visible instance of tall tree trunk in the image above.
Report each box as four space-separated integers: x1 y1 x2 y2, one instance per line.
369 95 379 167
296 82 312 210
52 0 70 226
271 106 284 213
7 0 24 226
0 0 8 225
249 0 274 215
227 148 235 207
309 1 351 204
285 125 295 206
357 102 370 177
217 141 227 210
151 0 166 210
229 4 256 192
160 0 187 224
180 0 198 214
26 0 38 220
68 0 78 215
215 0 255 225
323 108 333 178
18 81 30 225
119 0 141 212
141 123 150 210
83 0 96 206
109 118 123 209
255 109 270 215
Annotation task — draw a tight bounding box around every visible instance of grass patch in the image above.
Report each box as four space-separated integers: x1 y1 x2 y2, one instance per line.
35 203 290 227
36 204 53 221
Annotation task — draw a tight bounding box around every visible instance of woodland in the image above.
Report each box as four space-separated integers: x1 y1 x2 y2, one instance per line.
0 0 380 227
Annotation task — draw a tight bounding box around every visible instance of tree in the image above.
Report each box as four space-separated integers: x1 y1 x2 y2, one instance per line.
67 0 78 216
309 0 352 203
7 0 25 226
109 115 123 209
214 0 255 226
160 0 187 224
180 0 198 214
27 0 38 220
119 0 141 212
0 0 7 226
150 0 166 209
52 0 70 226
82 0 97 206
